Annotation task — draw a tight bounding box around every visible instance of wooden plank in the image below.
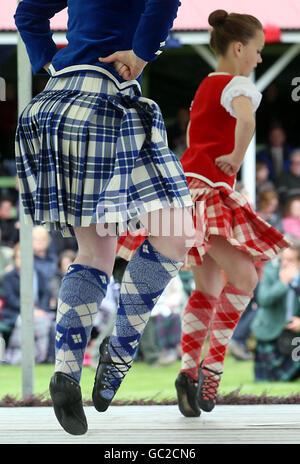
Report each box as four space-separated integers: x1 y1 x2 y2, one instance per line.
1 405 300 444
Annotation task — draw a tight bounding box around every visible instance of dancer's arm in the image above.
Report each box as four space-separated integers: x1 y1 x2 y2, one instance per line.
186 121 191 148
14 0 67 74
99 0 181 81
215 96 255 176
132 0 181 62
257 264 289 307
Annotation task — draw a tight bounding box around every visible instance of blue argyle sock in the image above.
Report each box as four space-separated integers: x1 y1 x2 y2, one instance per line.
54 264 109 383
101 239 183 399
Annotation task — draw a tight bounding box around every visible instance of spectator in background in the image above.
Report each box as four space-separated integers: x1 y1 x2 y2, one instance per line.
256 189 284 234
1 242 52 363
89 276 120 370
283 196 300 240
228 297 257 361
255 161 275 199
167 106 190 159
47 249 77 363
152 274 185 362
251 237 300 381
0 239 14 296
257 125 292 182
277 149 300 206
49 249 77 312
228 268 262 361
50 230 78 256
0 196 19 247
32 226 58 285
138 274 185 366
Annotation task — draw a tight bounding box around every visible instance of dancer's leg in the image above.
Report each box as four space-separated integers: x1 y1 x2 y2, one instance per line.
54 225 117 382
204 235 258 374
198 236 257 411
180 256 223 381
50 225 117 435
93 207 195 411
175 256 222 417
208 235 258 296
203 283 252 373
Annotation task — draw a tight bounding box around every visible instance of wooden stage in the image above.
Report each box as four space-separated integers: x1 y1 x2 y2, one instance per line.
1 404 300 445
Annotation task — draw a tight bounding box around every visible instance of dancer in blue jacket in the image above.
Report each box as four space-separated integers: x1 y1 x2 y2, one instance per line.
15 0 194 435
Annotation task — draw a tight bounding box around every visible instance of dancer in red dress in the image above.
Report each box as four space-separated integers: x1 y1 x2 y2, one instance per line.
117 9 289 417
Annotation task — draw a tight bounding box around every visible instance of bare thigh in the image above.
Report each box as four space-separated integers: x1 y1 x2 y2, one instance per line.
139 207 195 262
207 235 258 295
192 254 224 298
74 224 118 276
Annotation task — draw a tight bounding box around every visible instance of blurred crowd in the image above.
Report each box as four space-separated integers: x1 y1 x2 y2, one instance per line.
0 106 300 383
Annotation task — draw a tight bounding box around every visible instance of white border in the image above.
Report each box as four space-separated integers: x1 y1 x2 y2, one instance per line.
48 63 141 93
184 172 234 190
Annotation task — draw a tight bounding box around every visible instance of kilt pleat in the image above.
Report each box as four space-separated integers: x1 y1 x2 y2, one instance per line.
15 72 192 237
186 178 289 267
116 177 289 265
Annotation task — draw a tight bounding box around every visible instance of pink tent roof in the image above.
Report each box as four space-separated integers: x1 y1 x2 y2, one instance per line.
1 0 300 32
173 0 300 30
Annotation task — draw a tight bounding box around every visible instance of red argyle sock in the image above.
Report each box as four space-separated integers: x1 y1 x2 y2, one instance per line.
180 290 217 381
202 283 251 374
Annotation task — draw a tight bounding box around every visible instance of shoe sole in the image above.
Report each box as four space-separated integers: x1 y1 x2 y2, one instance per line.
92 382 110 412
198 398 215 413
175 380 201 417
50 385 88 435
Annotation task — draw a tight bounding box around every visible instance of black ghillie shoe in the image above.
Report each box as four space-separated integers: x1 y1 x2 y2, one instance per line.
49 372 87 435
175 372 201 417
198 362 222 412
92 337 131 412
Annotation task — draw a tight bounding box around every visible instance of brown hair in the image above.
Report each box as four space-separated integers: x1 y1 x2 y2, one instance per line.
258 189 278 209
208 9 263 56
256 160 268 172
283 196 300 217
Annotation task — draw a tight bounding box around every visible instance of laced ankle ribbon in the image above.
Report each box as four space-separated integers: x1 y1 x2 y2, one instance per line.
100 343 132 393
201 365 223 402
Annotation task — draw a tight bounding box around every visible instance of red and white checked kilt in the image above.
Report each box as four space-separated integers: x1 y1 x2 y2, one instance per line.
117 231 146 262
116 178 289 268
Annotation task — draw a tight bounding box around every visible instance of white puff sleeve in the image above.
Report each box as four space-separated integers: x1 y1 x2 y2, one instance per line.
221 76 262 118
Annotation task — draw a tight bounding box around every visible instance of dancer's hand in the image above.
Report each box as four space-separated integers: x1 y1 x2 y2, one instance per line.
286 316 300 332
215 153 241 176
43 62 51 73
279 264 299 284
99 50 147 81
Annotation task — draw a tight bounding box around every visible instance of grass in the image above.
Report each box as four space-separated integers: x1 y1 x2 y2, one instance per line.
1 354 300 404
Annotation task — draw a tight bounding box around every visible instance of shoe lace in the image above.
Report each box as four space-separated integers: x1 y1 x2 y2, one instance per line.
201 374 220 401
100 343 132 393
200 364 222 402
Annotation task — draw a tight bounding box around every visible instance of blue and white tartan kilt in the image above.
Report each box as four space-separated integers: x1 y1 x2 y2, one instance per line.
15 71 192 237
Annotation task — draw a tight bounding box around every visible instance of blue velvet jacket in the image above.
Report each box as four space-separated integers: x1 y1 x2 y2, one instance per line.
14 0 181 83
